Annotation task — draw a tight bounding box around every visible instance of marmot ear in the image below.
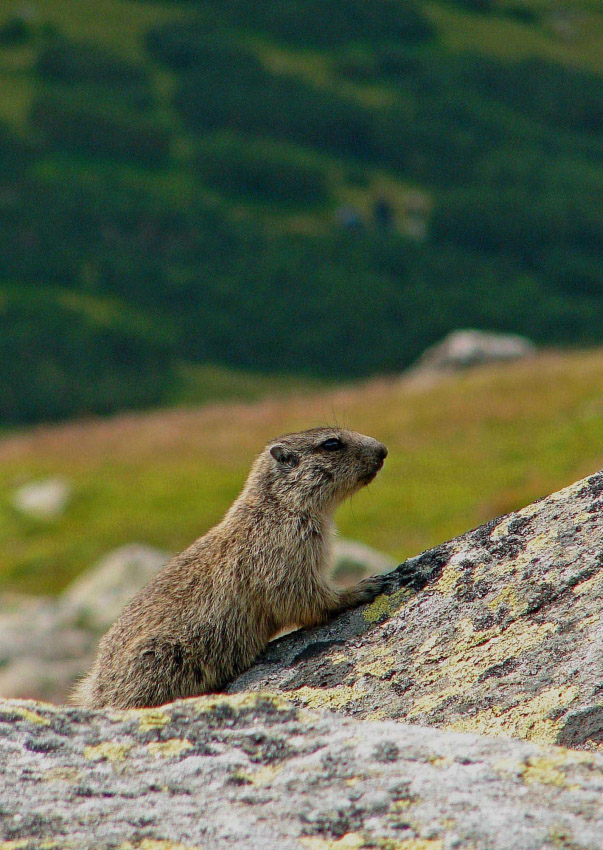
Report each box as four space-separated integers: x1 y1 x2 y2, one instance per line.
270 444 299 468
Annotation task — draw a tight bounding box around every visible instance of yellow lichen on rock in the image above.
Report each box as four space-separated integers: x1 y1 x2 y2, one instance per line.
302 838 445 850
135 708 171 732
363 588 413 623
84 742 132 762
119 841 202 850
350 644 397 679
0 843 63 850
410 618 557 721
572 571 603 598
249 764 283 786
301 835 366 850
447 685 579 744
0 703 51 727
497 747 596 789
522 754 581 789
486 586 521 617
290 685 360 711
480 530 555 580
194 691 292 714
147 739 193 758
300 836 443 850
431 556 462 595
42 766 81 783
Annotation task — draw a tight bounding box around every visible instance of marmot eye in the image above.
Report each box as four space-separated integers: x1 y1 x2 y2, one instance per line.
320 437 344 451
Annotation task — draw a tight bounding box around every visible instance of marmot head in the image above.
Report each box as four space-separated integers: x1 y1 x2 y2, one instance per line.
247 427 387 512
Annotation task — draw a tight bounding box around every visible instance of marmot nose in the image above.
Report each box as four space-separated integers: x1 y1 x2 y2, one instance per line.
376 443 388 461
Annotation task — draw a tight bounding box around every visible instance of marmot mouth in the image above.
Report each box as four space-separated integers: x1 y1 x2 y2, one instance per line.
359 456 386 485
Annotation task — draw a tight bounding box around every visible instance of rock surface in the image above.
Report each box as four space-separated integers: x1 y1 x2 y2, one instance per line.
1 693 603 850
413 329 536 372
231 471 603 751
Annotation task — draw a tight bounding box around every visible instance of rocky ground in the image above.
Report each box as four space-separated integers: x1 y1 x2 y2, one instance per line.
1 693 602 850
0 470 602 848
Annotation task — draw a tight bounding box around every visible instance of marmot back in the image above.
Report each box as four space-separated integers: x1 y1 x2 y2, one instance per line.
72 427 389 709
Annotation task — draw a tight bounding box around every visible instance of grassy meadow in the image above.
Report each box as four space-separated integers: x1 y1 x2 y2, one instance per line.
1 349 602 595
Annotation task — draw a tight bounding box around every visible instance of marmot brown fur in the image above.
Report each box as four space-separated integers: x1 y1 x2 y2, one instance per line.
72 427 389 709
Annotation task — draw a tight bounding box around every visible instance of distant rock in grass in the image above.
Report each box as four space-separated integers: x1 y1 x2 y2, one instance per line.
413 329 536 373
61 543 169 632
0 544 168 702
332 537 395 587
12 477 72 520
0 592 91 703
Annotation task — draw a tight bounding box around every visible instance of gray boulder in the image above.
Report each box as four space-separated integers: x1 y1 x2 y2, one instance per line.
413 329 536 372
0 694 602 849
0 544 168 702
61 543 169 632
12 476 72 520
331 536 395 586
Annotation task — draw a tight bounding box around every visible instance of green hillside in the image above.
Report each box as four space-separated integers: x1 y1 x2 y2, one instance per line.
0 0 601 423
1 349 602 595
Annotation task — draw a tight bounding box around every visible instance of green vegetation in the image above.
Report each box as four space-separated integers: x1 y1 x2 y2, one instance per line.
1 350 602 595
0 0 601 424
195 138 330 205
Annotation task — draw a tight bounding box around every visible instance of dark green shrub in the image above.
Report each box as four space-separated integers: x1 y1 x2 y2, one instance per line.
431 189 603 260
205 0 434 46
145 22 253 71
503 5 539 24
196 142 328 205
0 121 33 178
0 287 174 424
37 39 150 87
471 57 603 135
36 37 154 109
31 95 171 165
146 0 434 46
0 16 31 45
176 65 374 158
448 0 494 10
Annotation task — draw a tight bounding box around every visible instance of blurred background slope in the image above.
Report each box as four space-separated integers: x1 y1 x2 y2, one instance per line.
0 0 602 604
0 0 601 425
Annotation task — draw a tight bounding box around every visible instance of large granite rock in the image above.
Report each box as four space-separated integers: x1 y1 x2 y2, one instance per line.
231 471 603 751
1 471 602 848
1 694 602 849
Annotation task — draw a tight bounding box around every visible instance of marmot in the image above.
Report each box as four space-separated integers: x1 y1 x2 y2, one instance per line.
72 427 389 709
